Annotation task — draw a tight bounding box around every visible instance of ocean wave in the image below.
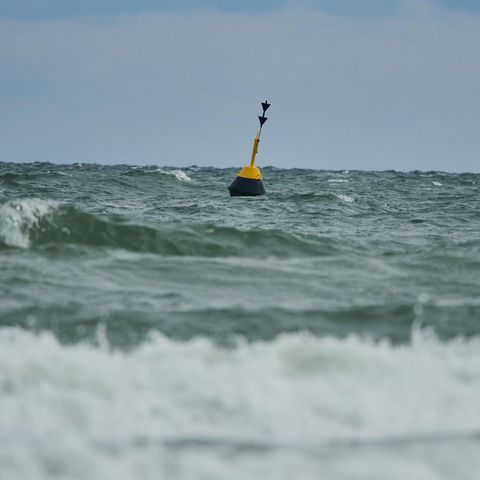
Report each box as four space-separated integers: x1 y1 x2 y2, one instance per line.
153 169 192 182
116 167 193 183
0 198 331 256
278 191 355 204
0 198 56 248
1 327 479 479
0 170 72 182
327 178 350 183
335 193 355 203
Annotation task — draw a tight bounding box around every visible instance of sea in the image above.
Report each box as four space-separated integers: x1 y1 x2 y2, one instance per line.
1 161 479 479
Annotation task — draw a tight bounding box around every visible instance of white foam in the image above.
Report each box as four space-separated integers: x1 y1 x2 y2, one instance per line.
432 181 442 186
0 198 55 248
336 194 354 203
1 328 479 479
155 169 192 182
328 178 349 183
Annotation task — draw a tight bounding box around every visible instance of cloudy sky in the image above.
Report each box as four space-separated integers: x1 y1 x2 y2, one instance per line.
0 0 479 171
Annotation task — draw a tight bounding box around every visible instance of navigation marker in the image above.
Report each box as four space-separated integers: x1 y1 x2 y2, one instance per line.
228 101 271 196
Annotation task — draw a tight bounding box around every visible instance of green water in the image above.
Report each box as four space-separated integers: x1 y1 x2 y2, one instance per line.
1 162 480 480
1 162 479 345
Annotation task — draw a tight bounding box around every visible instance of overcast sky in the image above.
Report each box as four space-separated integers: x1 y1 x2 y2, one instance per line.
0 0 479 171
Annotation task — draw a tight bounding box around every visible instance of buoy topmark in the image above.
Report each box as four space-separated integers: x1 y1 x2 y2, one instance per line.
228 101 270 196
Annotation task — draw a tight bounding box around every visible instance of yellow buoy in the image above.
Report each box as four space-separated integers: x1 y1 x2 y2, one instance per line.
228 101 270 196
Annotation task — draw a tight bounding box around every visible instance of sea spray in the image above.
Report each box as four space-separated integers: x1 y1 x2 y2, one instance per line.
1 327 480 479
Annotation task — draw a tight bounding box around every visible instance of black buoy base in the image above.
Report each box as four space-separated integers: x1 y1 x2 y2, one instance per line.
228 176 266 196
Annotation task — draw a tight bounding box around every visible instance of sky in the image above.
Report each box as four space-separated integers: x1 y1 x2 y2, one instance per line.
0 0 479 171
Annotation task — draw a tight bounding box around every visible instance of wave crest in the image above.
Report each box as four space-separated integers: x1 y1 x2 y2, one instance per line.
0 198 56 248
154 169 192 182
0 198 331 256
1 327 480 479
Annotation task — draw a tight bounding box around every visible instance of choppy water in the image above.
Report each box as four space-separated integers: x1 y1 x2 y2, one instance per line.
1 162 480 479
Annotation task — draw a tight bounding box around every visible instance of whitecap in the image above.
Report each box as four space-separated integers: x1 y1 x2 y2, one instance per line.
1 327 479 480
1 328 480 479
0 328 480 441
432 181 442 186
336 194 354 203
328 179 349 183
0 198 56 248
155 169 192 182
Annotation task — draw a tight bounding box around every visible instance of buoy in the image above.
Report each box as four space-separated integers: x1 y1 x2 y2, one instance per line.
228 101 270 196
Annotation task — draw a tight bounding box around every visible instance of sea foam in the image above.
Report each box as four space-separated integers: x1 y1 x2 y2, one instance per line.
328 179 350 183
336 194 355 203
1 328 479 480
0 198 55 248
154 169 192 182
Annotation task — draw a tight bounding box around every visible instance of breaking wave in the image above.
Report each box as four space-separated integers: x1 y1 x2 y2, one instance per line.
0 198 331 256
154 169 192 182
1 327 480 480
0 198 56 248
